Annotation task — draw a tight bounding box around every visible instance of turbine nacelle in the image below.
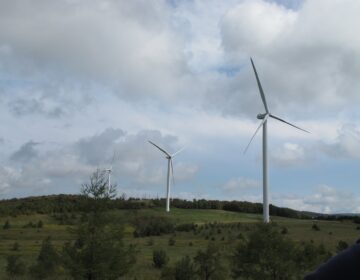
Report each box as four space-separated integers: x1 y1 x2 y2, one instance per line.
257 113 268 120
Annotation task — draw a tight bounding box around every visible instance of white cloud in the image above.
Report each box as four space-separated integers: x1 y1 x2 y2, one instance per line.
274 185 360 214
221 0 297 54
222 177 260 193
271 142 307 166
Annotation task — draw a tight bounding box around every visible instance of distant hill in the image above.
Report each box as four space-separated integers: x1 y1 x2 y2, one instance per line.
0 194 320 220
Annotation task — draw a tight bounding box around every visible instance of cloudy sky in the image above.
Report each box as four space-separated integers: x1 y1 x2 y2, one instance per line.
1 0 360 214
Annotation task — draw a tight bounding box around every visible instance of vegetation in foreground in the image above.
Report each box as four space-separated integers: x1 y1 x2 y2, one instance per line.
0 171 359 279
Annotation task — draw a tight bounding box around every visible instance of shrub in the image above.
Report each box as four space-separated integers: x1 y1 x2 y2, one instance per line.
312 223 320 231
168 237 176 246
37 220 43 228
3 220 10 229
153 249 168 268
147 238 154 246
133 216 175 237
337 240 349 253
30 237 59 278
176 223 196 232
12 242 20 251
6 255 26 277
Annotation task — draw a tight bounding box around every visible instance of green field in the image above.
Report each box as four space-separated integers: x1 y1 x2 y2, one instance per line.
0 208 359 279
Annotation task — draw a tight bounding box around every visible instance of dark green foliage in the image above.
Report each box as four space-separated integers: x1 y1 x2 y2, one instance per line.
6 255 26 277
312 223 320 231
336 240 349 252
37 220 43 228
133 215 175 237
232 223 328 280
161 256 197 280
29 236 60 279
174 256 197 280
0 195 314 220
194 242 227 280
281 227 288 234
3 219 10 229
176 223 196 232
153 249 169 268
146 238 154 246
62 169 135 280
23 221 37 228
11 242 20 251
168 236 176 246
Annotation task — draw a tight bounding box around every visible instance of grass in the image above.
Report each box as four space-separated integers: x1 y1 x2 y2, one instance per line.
0 208 359 279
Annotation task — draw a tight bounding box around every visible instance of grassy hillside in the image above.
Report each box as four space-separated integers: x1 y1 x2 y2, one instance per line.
0 207 359 279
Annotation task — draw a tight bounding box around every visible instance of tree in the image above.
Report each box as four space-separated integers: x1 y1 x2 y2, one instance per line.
6 255 26 277
232 223 314 280
37 220 43 228
175 256 197 280
30 236 60 279
3 219 10 229
11 242 20 251
153 249 169 268
62 169 135 280
194 242 227 280
161 256 197 280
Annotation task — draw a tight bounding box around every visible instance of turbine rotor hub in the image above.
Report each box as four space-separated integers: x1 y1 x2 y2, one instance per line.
257 113 268 119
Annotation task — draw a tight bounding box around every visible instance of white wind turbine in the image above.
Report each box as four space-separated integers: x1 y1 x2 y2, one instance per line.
148 140 184 212
104 152 117 192
244 58 309 223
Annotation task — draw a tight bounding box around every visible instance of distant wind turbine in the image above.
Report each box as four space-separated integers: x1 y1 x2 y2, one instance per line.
244 58 309 223
104 152 117 192
148 140 184 212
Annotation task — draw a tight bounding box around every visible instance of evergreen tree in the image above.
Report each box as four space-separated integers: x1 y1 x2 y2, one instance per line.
194 242 227 280
153 249 169 268
3 219 10 229
30 236 59 279
62 169 136 280
232 223 314 280
6 255 26 277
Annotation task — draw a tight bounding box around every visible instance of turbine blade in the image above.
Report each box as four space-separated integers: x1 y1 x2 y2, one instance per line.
171 146 185 157
170 159 175 187
243 115 268 154
270 114 310 133
148 140 171 156
250 58 269 113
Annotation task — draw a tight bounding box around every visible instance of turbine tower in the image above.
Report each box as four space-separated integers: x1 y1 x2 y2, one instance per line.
244 58 309 223
148 140 184 212
104 152 117 193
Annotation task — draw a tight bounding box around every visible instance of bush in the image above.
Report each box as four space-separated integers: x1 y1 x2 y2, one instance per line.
11 242 20 251
232 224 328 280
30 236 59 279
3 220 10 229
312 223 320 231
37 220 43 228
6 255 26 276
153 249 168 268
174 256 196 280
133 216 175 237
176 223 196 232
337 240 349 253
168 237 176 246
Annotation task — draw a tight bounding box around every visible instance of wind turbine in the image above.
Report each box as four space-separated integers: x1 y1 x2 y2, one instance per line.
104 152 117 192
244 58 309 223
148 140 184 212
